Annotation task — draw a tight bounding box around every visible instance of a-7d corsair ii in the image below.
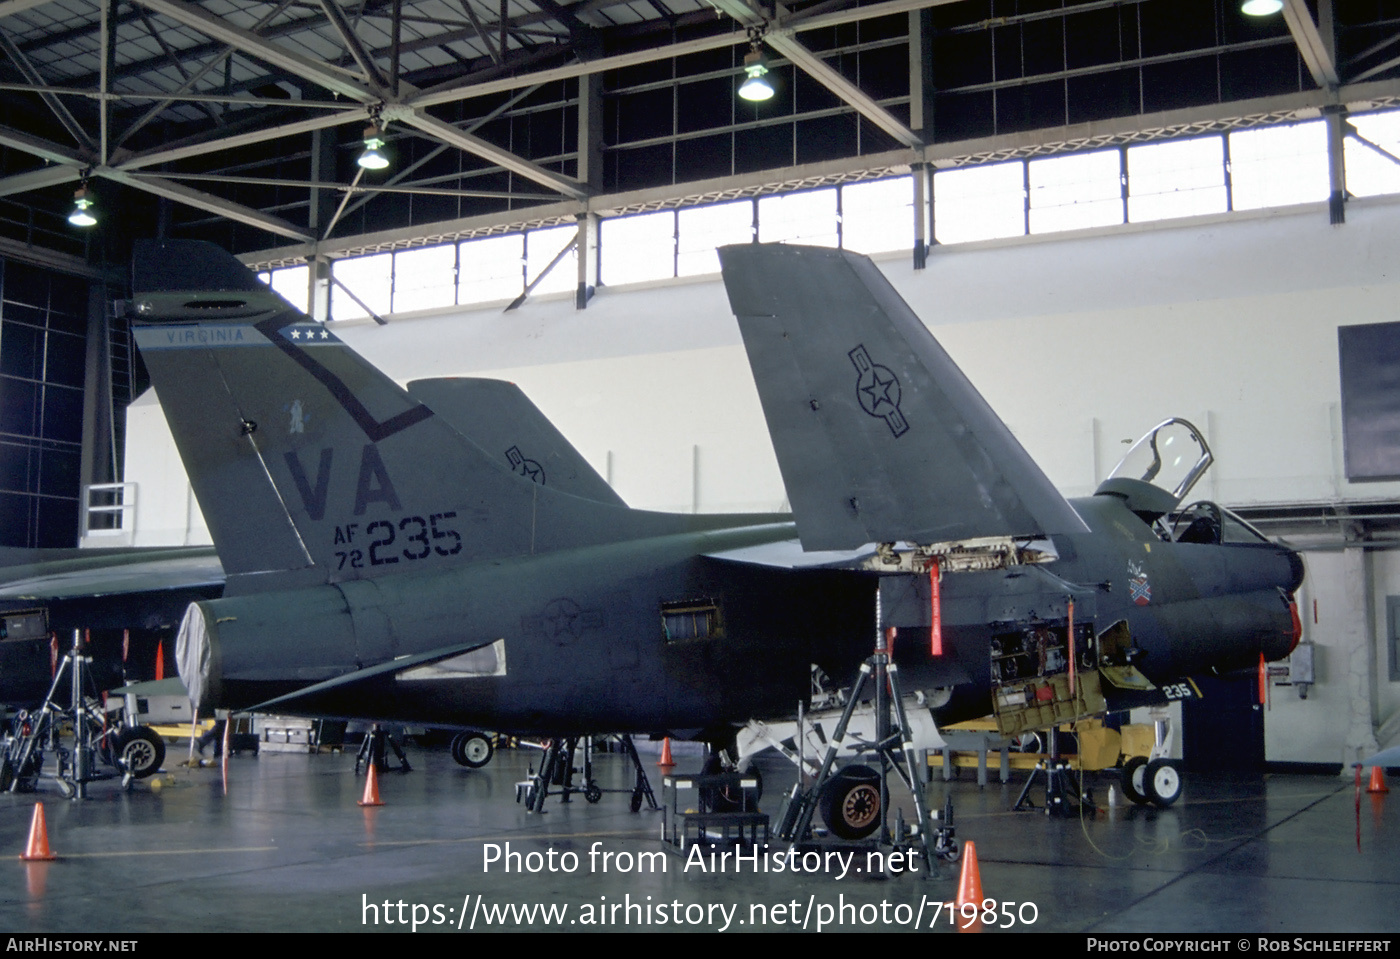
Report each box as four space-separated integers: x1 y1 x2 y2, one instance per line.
126 240 1301 830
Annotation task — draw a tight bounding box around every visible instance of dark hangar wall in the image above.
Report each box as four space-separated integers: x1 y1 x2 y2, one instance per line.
0 256 89 547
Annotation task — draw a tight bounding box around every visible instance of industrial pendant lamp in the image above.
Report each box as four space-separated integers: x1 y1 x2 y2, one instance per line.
358 122 390 170
68 183 97 227
1241 0 1283 15
738 30 774 103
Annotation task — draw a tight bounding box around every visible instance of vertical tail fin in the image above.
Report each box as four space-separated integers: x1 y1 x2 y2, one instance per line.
718 243 1086 552
405 378 624 507
128 240 675 589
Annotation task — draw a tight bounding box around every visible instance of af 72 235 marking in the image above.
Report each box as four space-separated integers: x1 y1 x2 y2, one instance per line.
335 513 462 570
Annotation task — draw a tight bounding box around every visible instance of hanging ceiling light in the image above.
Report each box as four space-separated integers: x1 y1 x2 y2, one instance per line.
358 123 390 170
738 39 774 102
1241 0 1283 15
68 185 97 227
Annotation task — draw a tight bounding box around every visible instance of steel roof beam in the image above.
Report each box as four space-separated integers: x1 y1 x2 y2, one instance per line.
113 107 369 169
99 168 314 240
0 122 85 164
0 29 96 152
411 0 960 109
0 163 81 198
115 0 298 149
398 109 588 198
1283 0 1338 89
129 0 374 102
316 0 394 99
709 0 922 148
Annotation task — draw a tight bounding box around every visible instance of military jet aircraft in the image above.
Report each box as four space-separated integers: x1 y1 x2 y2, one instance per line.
0 379 620 714
125 240 1302 822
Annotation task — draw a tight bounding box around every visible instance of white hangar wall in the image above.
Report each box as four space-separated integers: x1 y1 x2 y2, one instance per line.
123 195 1400 766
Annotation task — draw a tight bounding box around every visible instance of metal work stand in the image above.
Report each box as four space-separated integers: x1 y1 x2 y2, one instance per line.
1012 726 1094 816
776 623 957 869
355 725 412 774
519 734 658 812
1 630 119 798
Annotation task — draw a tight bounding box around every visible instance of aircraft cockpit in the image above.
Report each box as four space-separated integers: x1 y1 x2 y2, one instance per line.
1095 418 1277 547
1170 500 1272 546
1095 418 1213 525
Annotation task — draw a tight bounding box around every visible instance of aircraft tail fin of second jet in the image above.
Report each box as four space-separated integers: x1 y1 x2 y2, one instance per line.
718 243 1086 552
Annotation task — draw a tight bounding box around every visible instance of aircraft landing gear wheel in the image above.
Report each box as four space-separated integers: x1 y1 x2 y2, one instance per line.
115 726 165 779
1144 759 1181 807
1121 756 1150 805
585 783 602 804
820 764 882 840
451 732 494 768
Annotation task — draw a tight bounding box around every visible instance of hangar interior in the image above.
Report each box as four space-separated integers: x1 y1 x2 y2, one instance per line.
1 0 1400 933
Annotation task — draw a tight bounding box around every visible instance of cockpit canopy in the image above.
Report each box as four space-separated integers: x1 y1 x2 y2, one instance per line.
1095 418 1212 522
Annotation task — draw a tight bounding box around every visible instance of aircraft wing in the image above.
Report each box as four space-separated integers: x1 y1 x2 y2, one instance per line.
0 546 224 601
719 244 1087 552
243 640 498 714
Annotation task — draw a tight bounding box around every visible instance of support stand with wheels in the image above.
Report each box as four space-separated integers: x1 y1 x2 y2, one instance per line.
1 630 165 797
776 621 956 871
518 735 657 812
1012 726 1095 816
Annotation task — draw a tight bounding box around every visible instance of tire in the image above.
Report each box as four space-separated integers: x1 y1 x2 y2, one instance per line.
1121 756 1149 805
451 731 494 768
820 764 882 840
1144 759 1182 807
114 726 165 779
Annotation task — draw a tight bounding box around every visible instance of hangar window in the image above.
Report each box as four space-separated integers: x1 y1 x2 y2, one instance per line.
1229 121 1329 212
677 200 753 277
932 161 1025 245
1128 137 1228 223
1344 110 1400 198
840 177 914 255
525 225 578 297
1028 149 1125 235
759 188 839 248
331 252 392 321
393 245 457 314
661 598 723 642
459 234 525 305
268 265 309 314
600 210 676 285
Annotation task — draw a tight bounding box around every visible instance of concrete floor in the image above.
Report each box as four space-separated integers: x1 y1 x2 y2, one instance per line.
2 741 1397 934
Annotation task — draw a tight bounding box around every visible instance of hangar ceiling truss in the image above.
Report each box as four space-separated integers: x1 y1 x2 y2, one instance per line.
3 0 1400 265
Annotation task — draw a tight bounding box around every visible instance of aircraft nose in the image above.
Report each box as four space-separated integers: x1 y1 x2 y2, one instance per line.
1281 546 1305 595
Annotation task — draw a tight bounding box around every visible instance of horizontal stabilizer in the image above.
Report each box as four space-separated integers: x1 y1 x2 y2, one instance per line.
245 640 493 714
719 244 1086 551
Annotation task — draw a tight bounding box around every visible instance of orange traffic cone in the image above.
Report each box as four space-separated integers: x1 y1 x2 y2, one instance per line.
954 840 984 931
1366 765 1390 794
155 641 164 681
657 737 674 769
358 761 385 807
20 804 56 861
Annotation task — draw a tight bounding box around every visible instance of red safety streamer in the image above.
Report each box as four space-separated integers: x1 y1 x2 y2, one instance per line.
1257 653 1267 709
1067 598 1076 698
928 559 942 657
